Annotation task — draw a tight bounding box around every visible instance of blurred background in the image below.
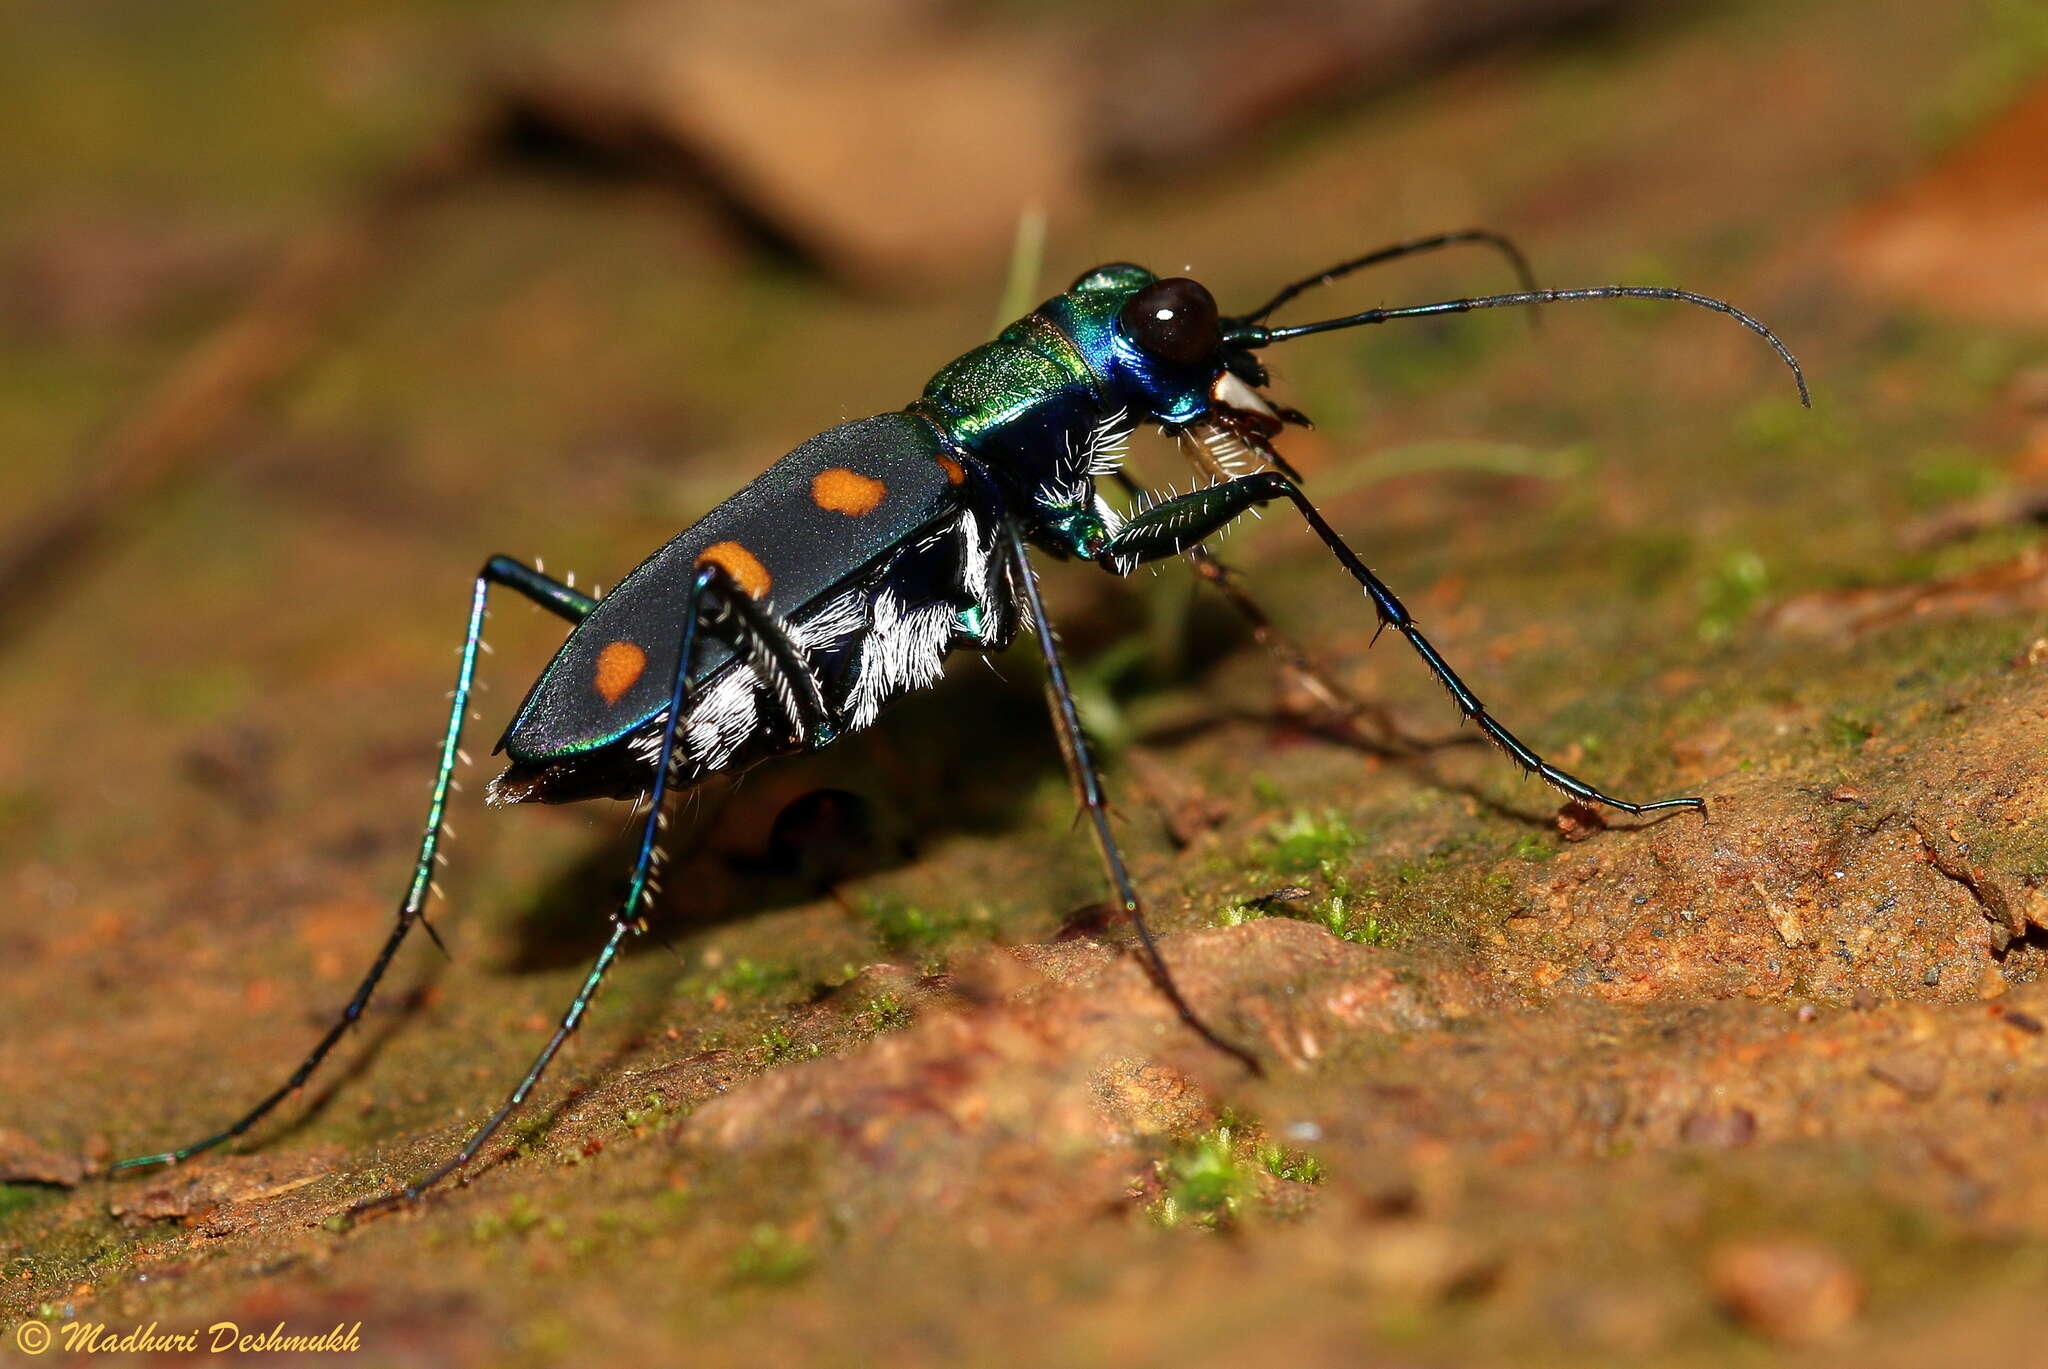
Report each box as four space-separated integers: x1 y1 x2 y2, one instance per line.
4 1 2048 1364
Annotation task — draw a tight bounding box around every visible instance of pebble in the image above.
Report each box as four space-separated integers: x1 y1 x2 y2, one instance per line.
1708 1239 1861 1342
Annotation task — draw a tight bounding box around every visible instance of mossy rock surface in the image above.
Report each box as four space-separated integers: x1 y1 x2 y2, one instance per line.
4 2 2048 1363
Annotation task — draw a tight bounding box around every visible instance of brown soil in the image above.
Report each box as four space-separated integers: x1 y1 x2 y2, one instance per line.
4 2 2047 1365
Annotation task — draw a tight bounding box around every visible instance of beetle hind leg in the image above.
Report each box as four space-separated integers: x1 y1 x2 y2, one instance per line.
352 564 825 1208
109 557 597 1176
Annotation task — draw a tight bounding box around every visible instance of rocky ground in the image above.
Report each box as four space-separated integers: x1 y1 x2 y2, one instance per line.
3 1 2047 1364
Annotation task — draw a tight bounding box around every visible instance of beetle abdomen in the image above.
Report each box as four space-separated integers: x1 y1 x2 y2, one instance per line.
498 412 965 765
487 506 1008 807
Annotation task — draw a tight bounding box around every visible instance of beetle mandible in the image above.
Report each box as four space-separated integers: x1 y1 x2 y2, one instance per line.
113 232 1808 1209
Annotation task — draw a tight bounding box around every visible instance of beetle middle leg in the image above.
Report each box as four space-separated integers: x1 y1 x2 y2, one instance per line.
1003 520 1262 1076
111 555 596 1177
1100 476 1704 818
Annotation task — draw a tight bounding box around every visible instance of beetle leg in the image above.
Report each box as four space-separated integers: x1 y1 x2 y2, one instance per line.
353 565 733 1209
1100 475 1704 819
1003 519 1261 1077
111 557 597 1176
700 583 837 748
1110 470 1420 746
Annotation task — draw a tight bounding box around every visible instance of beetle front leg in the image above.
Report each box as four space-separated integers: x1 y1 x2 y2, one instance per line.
112 556 597 1176
1100 474 1704 818
700 579 837 747
1109 470 1414 745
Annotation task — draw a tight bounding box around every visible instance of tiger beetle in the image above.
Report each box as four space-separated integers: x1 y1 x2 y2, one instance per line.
111 232 1807 1211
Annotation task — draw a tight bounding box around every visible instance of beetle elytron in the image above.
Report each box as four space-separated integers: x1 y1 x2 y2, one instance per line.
113 232 1806 1209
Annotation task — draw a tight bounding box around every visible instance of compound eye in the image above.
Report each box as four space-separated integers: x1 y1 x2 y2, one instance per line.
1119 277 1220 366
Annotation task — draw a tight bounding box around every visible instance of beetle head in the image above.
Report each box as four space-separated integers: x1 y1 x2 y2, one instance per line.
1065 263 1274 431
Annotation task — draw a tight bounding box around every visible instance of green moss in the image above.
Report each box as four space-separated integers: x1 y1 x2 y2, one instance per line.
698 957 801 1001
1904 446 2003 510
1309 888 1389 946
759 1025 818 1065
1260 809 1361 877
1152 1119 1328 1228
1826 711 1878 752
620 1092 676 1131
1695 548 1769 643
728 1224 815 1286
1151 1127 1253 1229
1222 857 1387 945
0 1184 55 1230
863 993 913 1034
1255 1142 1327 1186
470 1196 561 1246
861 895 973 957
1920 0 2048 145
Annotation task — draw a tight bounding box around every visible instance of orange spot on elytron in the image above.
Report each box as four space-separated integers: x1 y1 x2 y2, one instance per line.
811 467 888 516
697 541 772 599
594 640 646 705
935 454 965 486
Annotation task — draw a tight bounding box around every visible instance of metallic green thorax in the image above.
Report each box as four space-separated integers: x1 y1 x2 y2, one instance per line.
914 313 1093 451
911 263 1163 457
908 262 1232 563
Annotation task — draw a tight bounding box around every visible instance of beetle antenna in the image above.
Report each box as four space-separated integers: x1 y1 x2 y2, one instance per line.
1241 229 1540 324
1227 286 1810 408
